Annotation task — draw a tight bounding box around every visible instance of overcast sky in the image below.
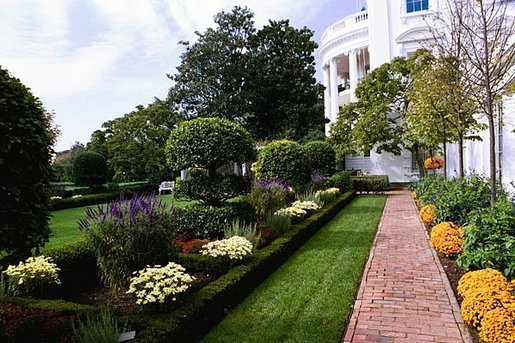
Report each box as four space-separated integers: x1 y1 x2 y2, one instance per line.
1 0 358 151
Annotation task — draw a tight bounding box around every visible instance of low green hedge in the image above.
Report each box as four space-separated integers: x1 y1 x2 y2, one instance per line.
133 191 356 342
50 191 134 211
5 191 355 342
351 175 389 194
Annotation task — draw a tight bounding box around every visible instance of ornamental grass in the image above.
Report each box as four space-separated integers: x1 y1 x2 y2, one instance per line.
419 204 436 225
430 222 464 256
424 156 444 170
479 306 515 343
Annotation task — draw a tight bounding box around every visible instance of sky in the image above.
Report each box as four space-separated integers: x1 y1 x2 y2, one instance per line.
1 0 358 152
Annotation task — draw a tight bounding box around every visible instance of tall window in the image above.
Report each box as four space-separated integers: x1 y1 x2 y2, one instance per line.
406 0 429 13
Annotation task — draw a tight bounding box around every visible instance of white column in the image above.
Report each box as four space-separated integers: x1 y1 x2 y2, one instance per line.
349 49 358 100
329 58 339 123
323 65 331 135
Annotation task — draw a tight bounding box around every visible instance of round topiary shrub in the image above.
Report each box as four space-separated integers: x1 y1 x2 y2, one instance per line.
71 151 108 187
165 118 256 174
302 141 336 176
165 118 256 206
0 67 56 261
419 204 436 225
254 140 310 187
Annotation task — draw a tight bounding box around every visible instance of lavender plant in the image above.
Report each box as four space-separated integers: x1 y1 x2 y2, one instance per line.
79 194 177 290
247 179 291 220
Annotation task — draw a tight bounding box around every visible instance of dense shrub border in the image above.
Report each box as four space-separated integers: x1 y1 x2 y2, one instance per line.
2 192 355 342
351 175 389 193
132 191 356 342
50 190 134 211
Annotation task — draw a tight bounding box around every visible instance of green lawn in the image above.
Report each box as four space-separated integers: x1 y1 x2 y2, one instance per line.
44 195 196 252
202 195 386 343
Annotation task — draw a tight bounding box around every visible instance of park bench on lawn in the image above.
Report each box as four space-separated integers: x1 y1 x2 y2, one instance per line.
158 181 175 195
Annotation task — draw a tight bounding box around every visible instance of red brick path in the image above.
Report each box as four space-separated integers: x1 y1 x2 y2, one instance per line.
343 189 471 343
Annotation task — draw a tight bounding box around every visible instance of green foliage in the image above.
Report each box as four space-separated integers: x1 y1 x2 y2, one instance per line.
168 6 324 141
133 191 356 342
295 191 324 208
166 118 255 173
351 176 390 194
71 151 108 187
302 141 336 176
327 171 354 193
457 200 515 278
246 180 290 219
175 253 231 276
173 204 235 240
174 175 251 206
263 214 291 234
0 67 57 262
412 175 491 225
254 140 310 186
96 100 177 183
72 309 127 343
78 194 177 290
50 191 134 211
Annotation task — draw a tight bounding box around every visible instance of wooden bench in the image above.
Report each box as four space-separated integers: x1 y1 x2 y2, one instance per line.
158 181 175 195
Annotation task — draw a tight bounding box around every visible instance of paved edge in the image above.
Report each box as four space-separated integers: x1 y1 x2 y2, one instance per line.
341 192 473 343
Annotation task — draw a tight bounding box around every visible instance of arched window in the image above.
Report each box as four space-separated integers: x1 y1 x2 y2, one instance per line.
406 0 429 13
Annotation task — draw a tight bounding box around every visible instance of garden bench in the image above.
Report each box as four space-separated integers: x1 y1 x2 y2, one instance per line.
158 181 175 194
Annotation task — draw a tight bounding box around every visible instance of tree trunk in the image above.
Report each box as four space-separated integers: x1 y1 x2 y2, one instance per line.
487 114 497 204
457 135 464 178
443 141 447 179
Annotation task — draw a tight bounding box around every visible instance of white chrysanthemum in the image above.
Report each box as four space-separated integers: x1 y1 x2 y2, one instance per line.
201 236 253 260
274 206 307 218
291 200 321 211
315 188 340 197
127 262 194 305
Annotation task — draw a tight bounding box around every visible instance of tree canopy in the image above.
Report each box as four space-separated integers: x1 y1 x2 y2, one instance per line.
167 6 324 141
0 67 57 261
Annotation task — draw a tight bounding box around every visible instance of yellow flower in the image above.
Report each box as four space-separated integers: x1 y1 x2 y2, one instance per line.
430 222 463 256
419 204 436 225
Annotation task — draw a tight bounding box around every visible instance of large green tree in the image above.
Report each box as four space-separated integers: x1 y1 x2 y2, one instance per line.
407 52 482 178
0 67 57 262
330 53 429 173
167 6 324 141
92 100 178 183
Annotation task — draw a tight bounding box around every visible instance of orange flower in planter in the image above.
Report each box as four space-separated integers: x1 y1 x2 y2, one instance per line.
430 222 464 256
419 204 436 225
424 156 445 170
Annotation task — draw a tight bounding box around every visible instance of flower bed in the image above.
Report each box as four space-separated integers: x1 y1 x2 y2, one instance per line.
1 191 356 342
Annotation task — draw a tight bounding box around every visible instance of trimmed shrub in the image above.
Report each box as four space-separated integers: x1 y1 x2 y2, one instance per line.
350 175 389 193
165 118 256 173
328 171 354 193
165 118 255 206
71 151 108 187
172 204 235 240
302 141 336 176
78 194 178 290
254 140 311 187
430 222 463 256
1 67 56 262
50 191 134 211
174 175 251 206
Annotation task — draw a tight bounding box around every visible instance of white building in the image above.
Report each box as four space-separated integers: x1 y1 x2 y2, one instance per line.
320 0 515 186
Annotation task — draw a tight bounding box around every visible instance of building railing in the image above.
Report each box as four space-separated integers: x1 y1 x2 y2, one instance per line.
321 11 369 44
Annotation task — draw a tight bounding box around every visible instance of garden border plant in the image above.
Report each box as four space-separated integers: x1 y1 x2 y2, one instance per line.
1 191 355 342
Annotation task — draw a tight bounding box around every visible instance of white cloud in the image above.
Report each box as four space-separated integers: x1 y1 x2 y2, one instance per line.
0 0 335 151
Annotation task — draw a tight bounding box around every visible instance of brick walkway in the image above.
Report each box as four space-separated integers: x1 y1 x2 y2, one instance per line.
343 189 471 343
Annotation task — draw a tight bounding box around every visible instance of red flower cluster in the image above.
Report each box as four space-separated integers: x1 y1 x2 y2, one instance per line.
0 303 72 342
176 239 208 253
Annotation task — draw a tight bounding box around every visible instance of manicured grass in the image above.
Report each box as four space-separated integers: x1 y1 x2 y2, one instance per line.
202 195 386 343
43 195 196 252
